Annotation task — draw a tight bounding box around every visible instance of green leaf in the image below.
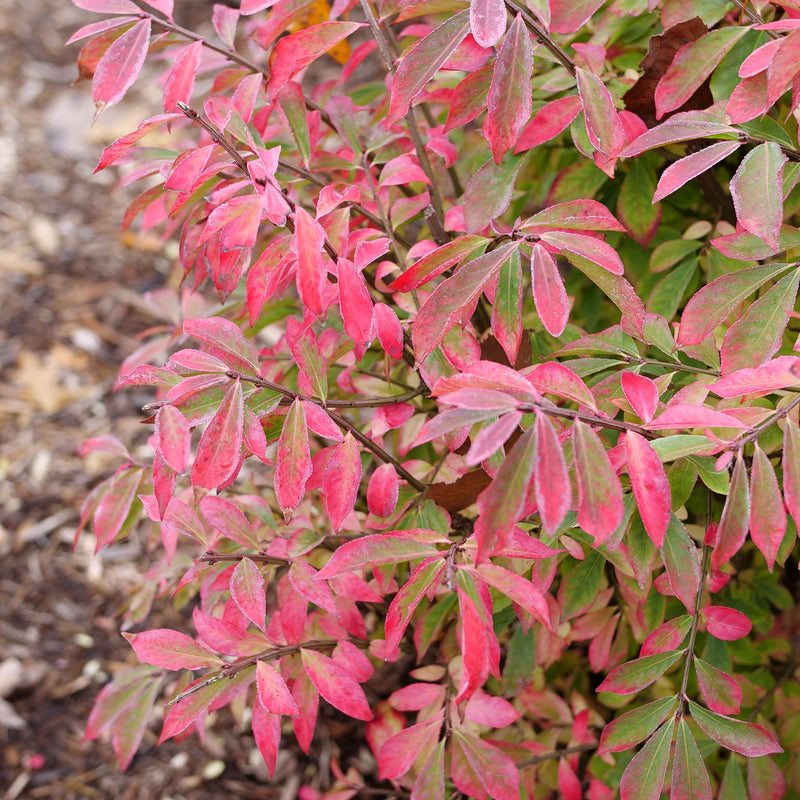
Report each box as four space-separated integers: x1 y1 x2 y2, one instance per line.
597 696 677 754
559 548 604 620
626 511 657 591
597 650 683 695
617 157 660 247
687 455 729 495
651 435 715 462
721 268 799 374
619 718 675 800
671 717 712 800
668 459 699 510
688 700 783 756
491 249 522 363
463 154 525 233
647 257 697 322
719 757 748 800
661 515 701 613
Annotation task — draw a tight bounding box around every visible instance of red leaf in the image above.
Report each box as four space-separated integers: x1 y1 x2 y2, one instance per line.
191 379 244 490
256 661 300 717
464 691 520 727
388 11 471 125
558 757 583 800
289 560 337 615
730 142 787 252
749 443 786 570
521 198 626 233
293 207 328 316
251 700 280 776
300 648 373 721
162 39 202 112
275 398 312 522
526 361 596 409
533 412 571 535
374 303 404 359
688 700 783 757
474 426 536 561
530 242 569 337
702 605 752 641
712 452 750 571
367 463 400 518
576 67 626 157
124 629 223 670
466 410 522 465
483 15 532 163
92 19 151 114
621 110 737 157
621 372 659 424
694 657 742 715
469 0 506 48
268 22 362 94
390 683 445 712
640 615 692 657
338 258 374 358
709 356 800 398
653 141 741 202
95 113 179 171
323 432 362 531
573 419 624 544
445 64 492 131
515 95 582 152
389 235 487 292
626 431 671 547
471 563 551 629
451 731 519 800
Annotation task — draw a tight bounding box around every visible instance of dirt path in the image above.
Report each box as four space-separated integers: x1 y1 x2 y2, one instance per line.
0 3 291 797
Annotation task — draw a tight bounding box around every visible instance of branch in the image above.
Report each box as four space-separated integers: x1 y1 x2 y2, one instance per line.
197 552 290 566
731 392 800 451
505 0 576 76
516 742 596 768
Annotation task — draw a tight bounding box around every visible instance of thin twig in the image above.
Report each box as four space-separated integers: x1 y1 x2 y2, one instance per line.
197 552 290 566
517 742 596 768
505 0 576 76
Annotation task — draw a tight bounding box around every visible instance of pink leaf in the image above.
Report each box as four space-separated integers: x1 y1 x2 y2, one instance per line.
530 242 569 337
483 15 532 163
92 19 151 114
640 615 692 657
162 39 202 112
464 691 520 727
573 419 624 544
653 141 742 203
526 361 596 409
711 452 750 571
655 28 748 119
748 755 786 800
730 142 787 253
323 432 362 531
300 648 373 720
316 533 442 579
533 412 571 535
379 720 441 780
749 443 787 570
338 259 374 357
124 629 223 670
521 199 626 233
626 431 671 547
621 111 737 157
469 0 506 48
474 426 536 561
93 467 143 550
388 11 471 125
702 605 752 641
694 657 742 715
251 700 280 776
709 356 800 398
470 563 551 629
95 113 180 172
540 230 624 275
230 556 267 631
688 701 782 757
466 410 522 465
289 560 337 615
647 403 748 431
576 67 626 157
256 660 300 717
558 758 583 800
191 379 244 490
155 405 190 474
783 419 800 531
275 398 312 522
183 316 260 375
451 731 519 800
367 463 400 518
412 240 521 360
389 235 487 292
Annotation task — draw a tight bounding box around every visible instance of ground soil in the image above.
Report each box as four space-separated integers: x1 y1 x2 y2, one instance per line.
0 3 331 798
